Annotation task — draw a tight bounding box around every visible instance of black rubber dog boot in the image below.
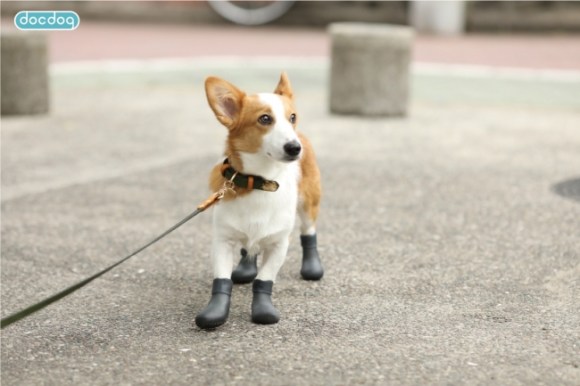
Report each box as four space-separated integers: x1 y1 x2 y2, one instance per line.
251 280 280 325
231 248 258 284
195 278 233 329
300 234 324 281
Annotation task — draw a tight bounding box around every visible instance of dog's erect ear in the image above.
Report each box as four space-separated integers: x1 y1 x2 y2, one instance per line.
273 72 293 100
205 77 246 129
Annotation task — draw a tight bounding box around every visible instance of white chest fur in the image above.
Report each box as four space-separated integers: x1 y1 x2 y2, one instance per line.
212 154 300 256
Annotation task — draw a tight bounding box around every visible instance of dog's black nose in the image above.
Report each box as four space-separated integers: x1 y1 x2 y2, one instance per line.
283 141 302 157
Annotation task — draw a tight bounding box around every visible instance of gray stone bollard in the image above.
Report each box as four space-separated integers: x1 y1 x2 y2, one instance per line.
410 1 466 36
1 32 50 115
329 23 413 116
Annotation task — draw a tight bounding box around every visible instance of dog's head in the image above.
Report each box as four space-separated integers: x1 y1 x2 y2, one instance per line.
205 72 302 163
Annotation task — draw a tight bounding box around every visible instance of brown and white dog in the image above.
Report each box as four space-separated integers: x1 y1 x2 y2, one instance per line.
195 73 323 329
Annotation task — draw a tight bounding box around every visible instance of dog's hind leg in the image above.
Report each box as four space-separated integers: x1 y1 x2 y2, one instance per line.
231 248 258 284
297 133 324 281
298 205 324 281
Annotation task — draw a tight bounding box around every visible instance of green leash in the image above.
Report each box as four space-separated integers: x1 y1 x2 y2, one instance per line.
1 208 204 329
1 160 280 329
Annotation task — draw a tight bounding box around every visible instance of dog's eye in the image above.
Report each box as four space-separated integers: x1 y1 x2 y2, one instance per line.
289 113 296 124
258 114 273 125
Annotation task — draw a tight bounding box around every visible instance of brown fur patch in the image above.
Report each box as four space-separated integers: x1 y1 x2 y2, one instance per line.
226 94 273 171
298 132 322 222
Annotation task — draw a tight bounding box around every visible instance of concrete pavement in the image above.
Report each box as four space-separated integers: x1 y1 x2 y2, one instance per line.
1 61 580 385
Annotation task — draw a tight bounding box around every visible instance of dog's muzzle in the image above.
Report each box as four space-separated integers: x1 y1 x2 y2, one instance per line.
283 140 302 161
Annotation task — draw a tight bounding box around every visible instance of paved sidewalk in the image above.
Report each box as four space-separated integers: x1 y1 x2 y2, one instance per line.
2 60 580 384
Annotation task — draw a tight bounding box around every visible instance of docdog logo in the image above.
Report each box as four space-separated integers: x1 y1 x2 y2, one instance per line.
14 11 80 31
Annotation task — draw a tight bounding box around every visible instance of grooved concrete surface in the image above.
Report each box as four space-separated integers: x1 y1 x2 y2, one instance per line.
2 65 580 385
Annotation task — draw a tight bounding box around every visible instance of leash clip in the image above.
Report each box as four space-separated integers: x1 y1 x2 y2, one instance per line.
224 172 238 195
196 173 238 211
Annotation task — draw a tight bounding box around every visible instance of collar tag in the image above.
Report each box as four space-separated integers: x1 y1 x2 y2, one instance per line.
262 181 280 192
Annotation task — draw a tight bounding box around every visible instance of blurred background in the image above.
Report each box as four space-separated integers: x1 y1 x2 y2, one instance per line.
2 1 580 67
4 0 580 30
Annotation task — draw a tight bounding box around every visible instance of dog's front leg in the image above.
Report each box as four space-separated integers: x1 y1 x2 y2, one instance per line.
195 236 235 329
251 236 290 324
212 236 236 280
